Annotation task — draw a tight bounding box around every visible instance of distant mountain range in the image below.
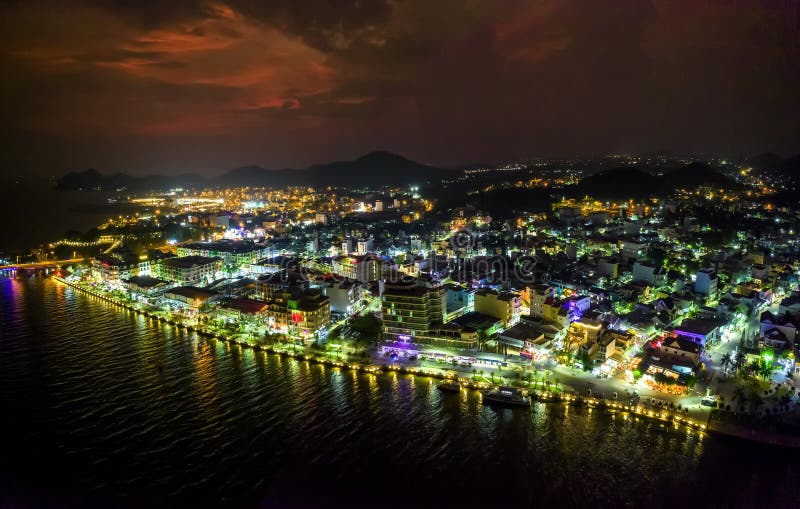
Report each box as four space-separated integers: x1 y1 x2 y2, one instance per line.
57 151 795 199
55 151 452 191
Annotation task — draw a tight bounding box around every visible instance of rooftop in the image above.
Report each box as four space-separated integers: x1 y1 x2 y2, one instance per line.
183 240 262 254
383 282 438 298
161 256 221 269
475 288 518 301
451 311 500 331
220 297 268 315
166 286 218 299
661 335 701 354
674 318 721 337
124 275 167 288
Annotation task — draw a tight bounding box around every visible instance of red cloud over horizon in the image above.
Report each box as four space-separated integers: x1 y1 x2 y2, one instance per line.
1 0 798 175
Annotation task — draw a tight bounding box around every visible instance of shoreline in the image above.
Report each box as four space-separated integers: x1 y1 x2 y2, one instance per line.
53 276 721 436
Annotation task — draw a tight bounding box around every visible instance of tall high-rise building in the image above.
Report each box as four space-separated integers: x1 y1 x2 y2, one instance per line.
382 282 445 342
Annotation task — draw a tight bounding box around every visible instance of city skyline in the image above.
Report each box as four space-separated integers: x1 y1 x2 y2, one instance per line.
3 0 800 176
5 3 800 508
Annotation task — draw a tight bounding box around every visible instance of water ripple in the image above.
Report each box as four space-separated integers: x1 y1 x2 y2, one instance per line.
2 278 800 508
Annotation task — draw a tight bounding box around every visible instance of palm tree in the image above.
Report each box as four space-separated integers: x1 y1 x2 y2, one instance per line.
734 351 746 373
747 361 761 380
476 328 488 347
758 363 773 382
720 353 733 373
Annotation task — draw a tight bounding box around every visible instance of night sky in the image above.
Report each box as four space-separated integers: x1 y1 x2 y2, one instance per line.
2 0 799 176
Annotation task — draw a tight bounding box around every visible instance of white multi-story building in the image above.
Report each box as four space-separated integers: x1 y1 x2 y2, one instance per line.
331 255 384 283
323 280 363 315
91 253 138 285
632 261 668 286
177 240 268 270
155 256 221 285
619 239 647 263
526 284 554 319
341 238 353 254
356 239 373 255
695 268 718 296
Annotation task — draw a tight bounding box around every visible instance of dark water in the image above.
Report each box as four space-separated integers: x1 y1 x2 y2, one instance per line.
2 278 800 509
0 184 121 253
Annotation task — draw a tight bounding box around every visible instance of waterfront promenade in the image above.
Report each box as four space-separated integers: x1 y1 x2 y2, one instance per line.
53 276 713 435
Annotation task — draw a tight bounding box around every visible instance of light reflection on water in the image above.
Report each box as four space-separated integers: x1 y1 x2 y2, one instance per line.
2 278 800 508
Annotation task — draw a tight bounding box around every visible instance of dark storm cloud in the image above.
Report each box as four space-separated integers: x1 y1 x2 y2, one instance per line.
83 0 396 50
1 0 798 176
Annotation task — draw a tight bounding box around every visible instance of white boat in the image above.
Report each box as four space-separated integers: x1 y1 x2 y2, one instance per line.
482 386 531 407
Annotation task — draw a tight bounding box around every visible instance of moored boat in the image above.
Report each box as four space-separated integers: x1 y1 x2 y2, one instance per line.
481 386 531 407
437 381 462 392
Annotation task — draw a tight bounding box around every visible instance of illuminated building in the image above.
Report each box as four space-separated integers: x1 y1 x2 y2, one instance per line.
524 284 555 319
123 275 168 298
255 270 308 301
595 329 634 363
672 318 721 348
322 280 363 315
91 252 139 284
657 335 701 366
341 238 353 254
178 240 268 269
597 256 619 278
356 239 373 255
632 261 668 286
445 284 475 316
155 256 222 285
382 282 446 343
474 289 521 328
287 293 330 336
260 288 330 338
694 268 718 296
541 296 586 329
331 254 384 283
566 318 606 355
619 239 647 263
164 286 219 308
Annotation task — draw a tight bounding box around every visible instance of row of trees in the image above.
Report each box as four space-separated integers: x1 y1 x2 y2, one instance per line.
469 367 559 391
720 351 775 381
